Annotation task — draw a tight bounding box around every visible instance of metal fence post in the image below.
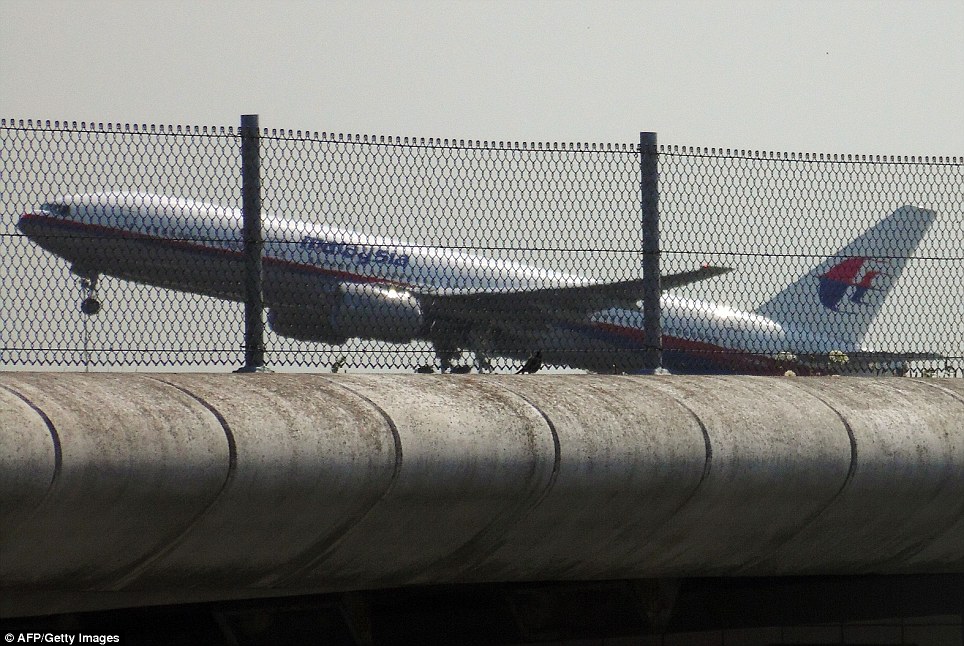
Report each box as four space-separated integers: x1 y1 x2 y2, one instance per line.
639 131 663 373
237 113 268 372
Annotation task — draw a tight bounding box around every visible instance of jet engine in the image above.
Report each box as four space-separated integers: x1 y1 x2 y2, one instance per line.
268 283 424 345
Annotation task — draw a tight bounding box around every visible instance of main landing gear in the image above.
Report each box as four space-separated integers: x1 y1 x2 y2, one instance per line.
430 344 493 374
426 321 495 374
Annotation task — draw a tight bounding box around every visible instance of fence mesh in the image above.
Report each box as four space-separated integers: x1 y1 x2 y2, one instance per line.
2 119 961 376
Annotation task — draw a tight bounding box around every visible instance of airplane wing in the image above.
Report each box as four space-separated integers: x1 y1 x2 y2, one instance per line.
422 265 732 323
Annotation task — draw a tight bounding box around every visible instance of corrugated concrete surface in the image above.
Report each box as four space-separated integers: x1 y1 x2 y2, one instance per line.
1 374 961 617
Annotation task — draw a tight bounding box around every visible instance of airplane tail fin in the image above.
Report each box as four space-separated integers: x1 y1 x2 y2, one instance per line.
755 205 936 351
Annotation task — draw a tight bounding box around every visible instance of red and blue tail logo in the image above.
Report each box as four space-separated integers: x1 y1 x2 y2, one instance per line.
818 257 886 311
758 206 935 349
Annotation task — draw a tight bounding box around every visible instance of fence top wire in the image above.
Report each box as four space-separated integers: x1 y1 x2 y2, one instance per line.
5 118 960 162
1 118 238 137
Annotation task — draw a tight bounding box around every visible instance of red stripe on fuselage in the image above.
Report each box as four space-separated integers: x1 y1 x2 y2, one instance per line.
590 321 820 375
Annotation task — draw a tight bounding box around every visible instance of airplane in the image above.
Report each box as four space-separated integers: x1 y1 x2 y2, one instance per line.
16 192 938 375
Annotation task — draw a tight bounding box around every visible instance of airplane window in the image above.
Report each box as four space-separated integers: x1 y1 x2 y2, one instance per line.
40 203 70 216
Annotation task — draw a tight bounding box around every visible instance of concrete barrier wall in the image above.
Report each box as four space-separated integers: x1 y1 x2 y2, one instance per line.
1 374 961 616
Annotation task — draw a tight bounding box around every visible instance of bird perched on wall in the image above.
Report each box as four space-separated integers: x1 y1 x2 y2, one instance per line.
449 365 472 374
415 365 435 374
516 351 543 374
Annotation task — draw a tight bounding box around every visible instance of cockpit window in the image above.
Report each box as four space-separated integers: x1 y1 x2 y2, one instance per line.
40 203 71 217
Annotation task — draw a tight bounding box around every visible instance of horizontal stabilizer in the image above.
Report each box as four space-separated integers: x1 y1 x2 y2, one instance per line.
796 350 945 363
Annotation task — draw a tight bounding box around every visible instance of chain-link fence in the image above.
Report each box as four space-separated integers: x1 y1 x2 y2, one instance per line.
2 118 961 376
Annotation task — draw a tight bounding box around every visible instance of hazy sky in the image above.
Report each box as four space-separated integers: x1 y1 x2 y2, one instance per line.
2 0 962 155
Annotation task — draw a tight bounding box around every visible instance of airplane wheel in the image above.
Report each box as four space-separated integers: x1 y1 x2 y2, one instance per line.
80 297 101 316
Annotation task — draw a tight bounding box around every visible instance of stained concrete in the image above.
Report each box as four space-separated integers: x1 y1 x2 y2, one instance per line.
1 374 961 617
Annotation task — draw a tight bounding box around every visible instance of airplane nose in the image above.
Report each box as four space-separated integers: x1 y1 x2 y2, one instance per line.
16 212 47 237
16 213 34 233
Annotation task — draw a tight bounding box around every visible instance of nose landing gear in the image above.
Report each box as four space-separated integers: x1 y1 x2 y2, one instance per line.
78 273 101 316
